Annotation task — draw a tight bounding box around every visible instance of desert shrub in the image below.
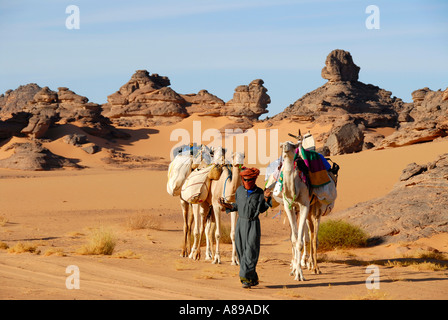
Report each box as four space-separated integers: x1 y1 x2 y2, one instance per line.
318 220 368 251
125 214 161 230
0 215 8 227
7 242 39 254
77 227 117 255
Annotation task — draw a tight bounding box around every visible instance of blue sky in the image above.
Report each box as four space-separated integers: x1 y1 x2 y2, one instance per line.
1 0 447 117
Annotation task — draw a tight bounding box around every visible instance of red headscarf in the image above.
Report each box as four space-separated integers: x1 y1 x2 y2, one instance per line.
240 167 260 190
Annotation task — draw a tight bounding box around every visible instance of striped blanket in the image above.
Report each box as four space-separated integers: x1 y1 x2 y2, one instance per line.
299 146 331 188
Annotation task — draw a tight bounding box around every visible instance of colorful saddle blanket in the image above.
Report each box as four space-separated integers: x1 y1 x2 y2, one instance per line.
298 147 331 188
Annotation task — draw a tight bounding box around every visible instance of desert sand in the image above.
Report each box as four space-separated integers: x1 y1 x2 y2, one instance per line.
1 116 448 301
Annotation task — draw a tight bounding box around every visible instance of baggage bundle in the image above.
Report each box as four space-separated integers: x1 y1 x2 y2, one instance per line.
181 165 214 204
167 155 193 196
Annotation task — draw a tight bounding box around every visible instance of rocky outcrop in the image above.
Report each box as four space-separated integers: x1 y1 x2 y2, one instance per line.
0 141 82 171
443 87 448 101
331 153 448 243
182 90 225 116
321 49 360 82
102 70 189 126
19 86 129 140
102 71 271 126
221 79 271 121
0 112 31 140
0 83 42 119
378 87 448 148
274 49 404 130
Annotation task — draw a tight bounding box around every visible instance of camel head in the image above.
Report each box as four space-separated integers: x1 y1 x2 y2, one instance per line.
280 141 298 160
192 144 212 166
231 152 245 167
211 146 226 165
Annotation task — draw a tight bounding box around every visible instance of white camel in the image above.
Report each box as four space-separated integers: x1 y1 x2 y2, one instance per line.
305 173 337 274
206 151 245 265
166 144 211 258
188 146 225 261
279 140 310 281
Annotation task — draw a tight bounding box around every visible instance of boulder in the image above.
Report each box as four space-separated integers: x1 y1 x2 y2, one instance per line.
323 121 364 155
81 143 100 154
63 133 88 146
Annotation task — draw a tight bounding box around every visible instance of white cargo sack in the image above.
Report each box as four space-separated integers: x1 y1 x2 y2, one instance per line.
181 165 213 204
167 155 193 196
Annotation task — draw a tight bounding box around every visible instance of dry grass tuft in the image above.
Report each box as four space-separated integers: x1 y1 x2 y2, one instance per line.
0 215 8 227
347 290 391 300
0 241 9 250
7 242 40 254
113 250 141 259
318 220 368 251
77 227 117 255
125 214 162 230
43 248 66 257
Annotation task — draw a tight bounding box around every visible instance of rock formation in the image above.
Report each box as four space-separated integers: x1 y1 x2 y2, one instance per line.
0 83 42 119
102 70 189 126
102 70 271 126
221 79 271 121
331 153 448 243
20 86 129 140
0 141 82 171
182 90 224 116
275 49 403 130
321 49 360 82
378 87 448 148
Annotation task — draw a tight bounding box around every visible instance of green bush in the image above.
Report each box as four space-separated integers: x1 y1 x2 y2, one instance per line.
318 220 368 251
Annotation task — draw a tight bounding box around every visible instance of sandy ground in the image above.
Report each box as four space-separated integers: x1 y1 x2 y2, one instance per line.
1 116 448 301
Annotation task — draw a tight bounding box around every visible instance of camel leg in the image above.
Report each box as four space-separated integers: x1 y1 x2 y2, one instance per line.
305 217 314 270
283 202 298 277
205 212 215 261
294 203 309 281
301 220 309 269
180 199 190 257
189 203 203 261
312 215 321 274
230 210 239 266
191 202 210 261
212 204 222 264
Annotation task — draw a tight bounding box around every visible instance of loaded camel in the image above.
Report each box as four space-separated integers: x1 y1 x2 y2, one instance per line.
166 144 212 258
279 140 310 281
188 146 226 261
207 151 245 265
287 130 338 275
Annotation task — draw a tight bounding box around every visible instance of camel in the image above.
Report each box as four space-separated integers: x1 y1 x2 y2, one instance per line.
284 131 338 275
305 173 337 274
279 140 310 281
188 146 225 261
206 151 245 265
166 144 211 258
